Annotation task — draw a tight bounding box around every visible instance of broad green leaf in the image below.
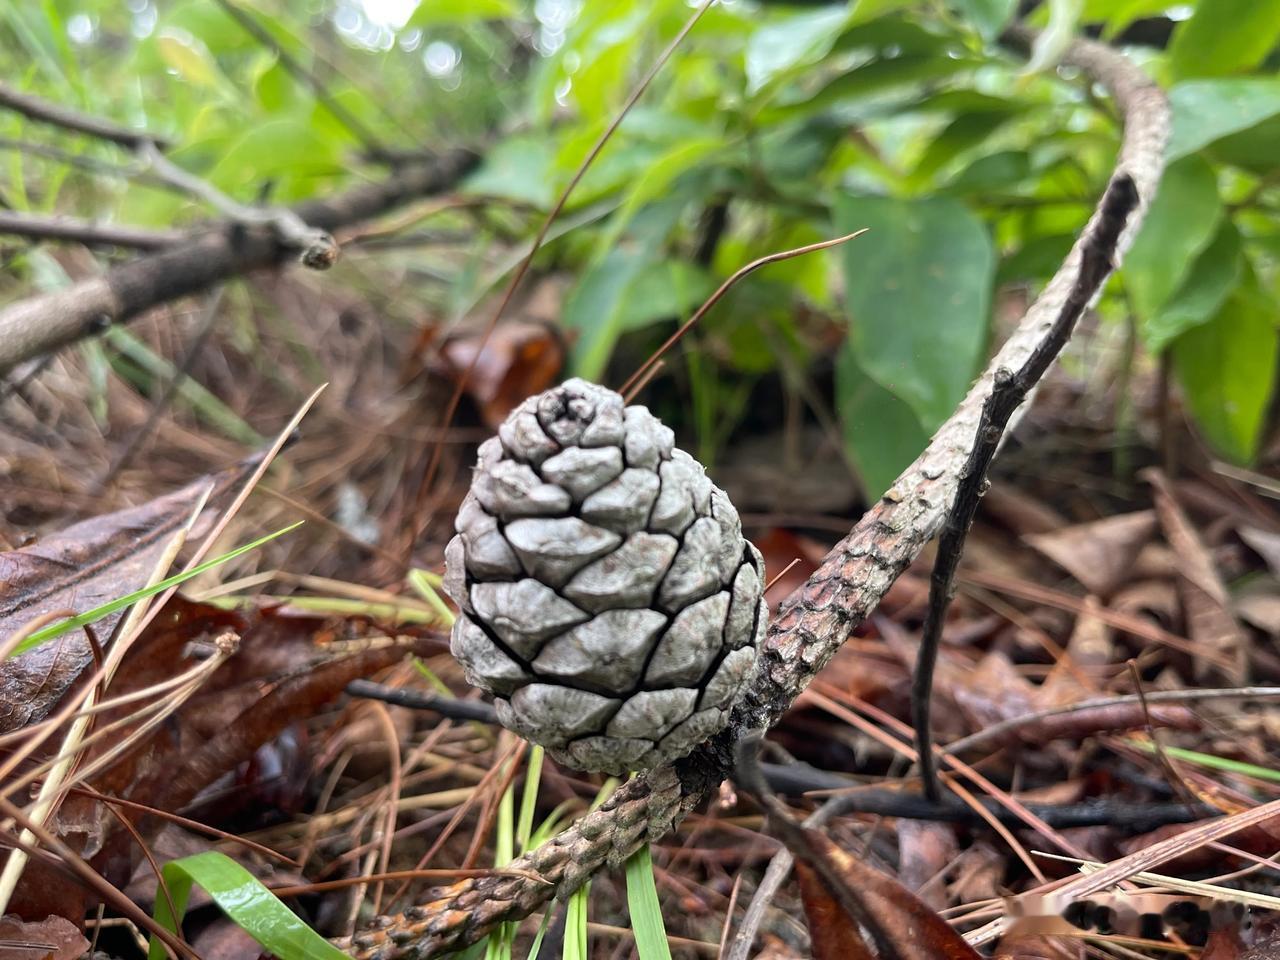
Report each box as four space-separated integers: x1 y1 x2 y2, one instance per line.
1169 0 1280 79
565 247 654 381
1167 79 1280 162
463 136 556 209
156 27 231 94
208 117 341 193
625 845 673 960
745 5 851 95
1082 0 1175 38
410 0 519 27
834 194 993 428
1122 155 1222 320
910 112 1011 185
595 137 721 255
996 233 1076 285
1144 218 1243 352
148 851 347 960
955 0 1018 40
619 260 715 332
835 348 930 500
1172 284 1278 464
1210 114 1280 175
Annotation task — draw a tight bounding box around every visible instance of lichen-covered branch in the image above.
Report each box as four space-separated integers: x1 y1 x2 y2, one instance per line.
347 29 1169 960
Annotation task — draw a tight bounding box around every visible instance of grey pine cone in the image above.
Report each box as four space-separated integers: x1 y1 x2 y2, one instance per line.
443 378 767 774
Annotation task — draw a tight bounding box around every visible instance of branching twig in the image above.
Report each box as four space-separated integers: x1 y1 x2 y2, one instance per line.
0 210 183 250
912 173 1140 802
0 148 476 376
0 80 171 150
135 140 339 267
344 26 1169 958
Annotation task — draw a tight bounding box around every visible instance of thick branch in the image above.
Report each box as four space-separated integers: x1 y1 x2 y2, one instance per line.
346 28 1169 960
0 148 477 376
0 81 170 150
0 211 183 250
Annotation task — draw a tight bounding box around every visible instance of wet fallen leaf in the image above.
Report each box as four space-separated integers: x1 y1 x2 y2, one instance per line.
0 914 88 960
794 860 876 960
437 321 565 428
0 465 247 734
1024 511 1156 598
896 819 958 912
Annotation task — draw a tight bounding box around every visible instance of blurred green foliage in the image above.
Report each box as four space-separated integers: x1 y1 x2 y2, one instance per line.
2 0 1278 497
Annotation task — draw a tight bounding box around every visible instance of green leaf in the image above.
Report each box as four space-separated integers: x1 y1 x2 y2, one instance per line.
626 844 673 960
565 247 654 382
208 117 341 193
463 136 556 209
1122 155 1222 320
745 4 851 95
410 0 519 27
834 194 993 428
910 112 1012 185
1169 0 1280 79
955 0 1018 40
1210 114 1280 175
148 851 348 960
156 27 232 94
1144 218 1243 352
1023 0 1083 74
17 522 304 655
595 137 721 255
1172 283 1278 464
619 260 716 332
1167 78 1280 162
835 347 930 500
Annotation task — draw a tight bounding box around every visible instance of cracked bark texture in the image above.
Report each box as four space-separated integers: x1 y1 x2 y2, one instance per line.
346 29 1169 960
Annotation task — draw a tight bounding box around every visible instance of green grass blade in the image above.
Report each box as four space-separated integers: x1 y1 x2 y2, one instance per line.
147 850 347 960
407 567 456 626
522 909 555 960
564 881 591 960
516 745 544 853
16 521 304 654
1126 737 1280 783
626 843 673 960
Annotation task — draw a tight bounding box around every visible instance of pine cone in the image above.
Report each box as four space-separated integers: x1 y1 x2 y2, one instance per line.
443 378 767 775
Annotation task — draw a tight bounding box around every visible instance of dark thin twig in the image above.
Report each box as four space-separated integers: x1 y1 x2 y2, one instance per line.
0 210 183 249
912 174 1141 802
211 0 394 162
943 685 1280 756
0 80 171 149
345 678 499 724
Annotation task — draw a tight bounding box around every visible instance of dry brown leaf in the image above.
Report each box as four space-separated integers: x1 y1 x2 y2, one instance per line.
437 321 565 428
0 465 247 734
896 819 958 912
0 914 88 960
794 859 877 960
1147 470 1247 682
1024 510 1156 598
